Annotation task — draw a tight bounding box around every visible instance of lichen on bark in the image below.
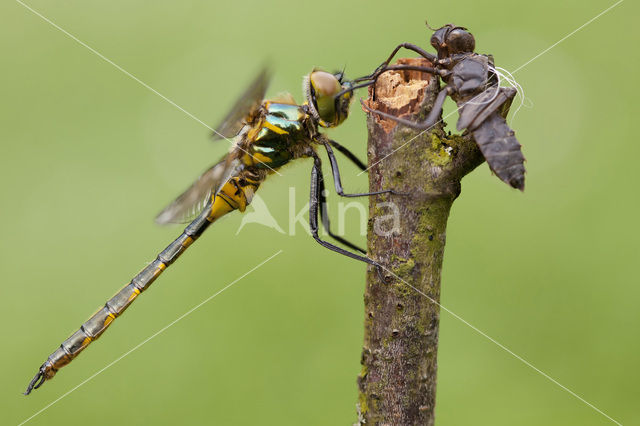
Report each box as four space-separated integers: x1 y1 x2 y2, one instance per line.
357 58 484 425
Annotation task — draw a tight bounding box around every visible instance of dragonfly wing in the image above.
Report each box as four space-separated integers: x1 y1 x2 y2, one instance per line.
155 157 242 225
211 68 270 140
457 87 517 131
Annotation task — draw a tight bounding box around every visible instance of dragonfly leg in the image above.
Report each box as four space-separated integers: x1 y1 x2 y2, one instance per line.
375 64 441 79
309 155 378 266
381 42 437 67
354 43 437 83
327 140 366 171
323 140 405 197
317 167 366 254
360 85 452 131
310 154 392 284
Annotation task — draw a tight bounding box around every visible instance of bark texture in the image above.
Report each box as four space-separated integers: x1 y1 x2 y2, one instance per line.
357 58 484 425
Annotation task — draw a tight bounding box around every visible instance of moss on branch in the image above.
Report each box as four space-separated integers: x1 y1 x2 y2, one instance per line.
357 58 483 425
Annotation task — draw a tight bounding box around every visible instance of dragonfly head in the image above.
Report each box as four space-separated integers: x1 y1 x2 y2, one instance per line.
429 23 475 59
304 69 353 128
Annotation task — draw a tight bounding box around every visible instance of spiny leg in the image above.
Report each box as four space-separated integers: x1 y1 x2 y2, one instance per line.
328 140 367 171
323 141 402 197
318 168 366 254
334 81 376 99
309 154 391 283
378 64 440 76
349 65 439 98
360 85 452 131
356 46 440 100
381 42 437 67
309 154 377 265
354 43 438 83
337 65 439 102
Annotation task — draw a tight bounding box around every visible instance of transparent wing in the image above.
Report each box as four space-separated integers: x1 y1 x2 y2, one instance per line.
155 157 242 224
211 67 270 140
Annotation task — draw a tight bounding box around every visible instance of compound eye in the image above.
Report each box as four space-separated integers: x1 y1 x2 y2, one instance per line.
447 28 475 53
310 71 340 97
430 34 440 49
430 27 449 49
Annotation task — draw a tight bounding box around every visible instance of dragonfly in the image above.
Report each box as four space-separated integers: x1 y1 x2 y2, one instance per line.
356 22 526 190
24 67 397 395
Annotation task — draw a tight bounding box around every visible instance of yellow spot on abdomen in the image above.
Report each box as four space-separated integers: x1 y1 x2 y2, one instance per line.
150 263 167 280
127 287 141 303
104 313 116 327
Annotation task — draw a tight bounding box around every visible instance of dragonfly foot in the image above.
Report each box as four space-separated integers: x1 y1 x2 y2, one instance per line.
388 189 410 197
376 264 392 284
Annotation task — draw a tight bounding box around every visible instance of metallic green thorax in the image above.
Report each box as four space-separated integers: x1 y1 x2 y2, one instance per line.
266 102 306 122
249 102 307 169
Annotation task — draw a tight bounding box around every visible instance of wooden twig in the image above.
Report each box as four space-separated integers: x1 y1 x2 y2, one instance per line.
357 58 484 425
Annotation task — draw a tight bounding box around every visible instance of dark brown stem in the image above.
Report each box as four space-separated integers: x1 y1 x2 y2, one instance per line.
357 58 484 425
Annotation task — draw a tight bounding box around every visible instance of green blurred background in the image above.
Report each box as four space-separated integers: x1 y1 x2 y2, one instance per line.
2 0 637 424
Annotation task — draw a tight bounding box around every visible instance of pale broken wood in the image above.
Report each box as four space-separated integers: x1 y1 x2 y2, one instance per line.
363 58 434 133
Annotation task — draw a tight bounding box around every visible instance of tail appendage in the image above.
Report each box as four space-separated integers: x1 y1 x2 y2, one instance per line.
25 176 259 395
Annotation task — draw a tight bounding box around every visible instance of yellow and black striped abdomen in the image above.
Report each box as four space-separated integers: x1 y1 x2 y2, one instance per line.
25 171 263 394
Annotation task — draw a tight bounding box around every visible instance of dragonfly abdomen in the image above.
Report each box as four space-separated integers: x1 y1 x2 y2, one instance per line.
25 172 263 395
25 210 219 394
25 230 201 393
